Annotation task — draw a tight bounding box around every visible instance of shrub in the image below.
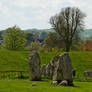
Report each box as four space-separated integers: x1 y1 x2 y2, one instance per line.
30 41 41 51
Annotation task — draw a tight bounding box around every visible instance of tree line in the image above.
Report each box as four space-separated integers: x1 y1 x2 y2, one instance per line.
0 7 87 52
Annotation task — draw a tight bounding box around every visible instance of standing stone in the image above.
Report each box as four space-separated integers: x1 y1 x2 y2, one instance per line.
45 64 49 77
46 64 51 77
52 53 73 85
41 64 46 76
84 70 92 77
46 56 60 78
29 51 41 81
50 56 60 78
46 63 53 77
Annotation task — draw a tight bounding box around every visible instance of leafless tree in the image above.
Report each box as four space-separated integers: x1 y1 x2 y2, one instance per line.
50 7 86 52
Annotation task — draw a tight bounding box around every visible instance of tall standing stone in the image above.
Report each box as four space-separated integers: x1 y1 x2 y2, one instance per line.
41 64 46 76
52 53 73 85
49 56 60 78
29 51 41 81
46 64 51 77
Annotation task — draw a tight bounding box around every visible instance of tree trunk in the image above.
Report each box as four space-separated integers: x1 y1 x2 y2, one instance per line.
65 44 71 52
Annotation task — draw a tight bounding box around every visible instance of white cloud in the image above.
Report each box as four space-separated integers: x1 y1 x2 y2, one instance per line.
0 0 92 30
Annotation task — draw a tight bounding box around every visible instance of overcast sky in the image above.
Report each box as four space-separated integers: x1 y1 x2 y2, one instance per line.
0 0 92 30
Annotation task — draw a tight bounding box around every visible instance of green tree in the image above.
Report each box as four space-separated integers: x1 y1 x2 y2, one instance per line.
3 26 26 50
26 32 35 45
0 31 3 40
44 32 64 48
30 41 41 51
40 31 48 40
50 7 86 52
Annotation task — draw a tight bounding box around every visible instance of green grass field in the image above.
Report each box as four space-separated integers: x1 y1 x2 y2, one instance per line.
0 80 92 92
0 50 92 74
0 50 92 92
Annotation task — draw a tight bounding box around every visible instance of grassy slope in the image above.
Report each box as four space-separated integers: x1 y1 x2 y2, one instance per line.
0 50 31 71
0 80 92 92
0 50 92 74
0 50 92 92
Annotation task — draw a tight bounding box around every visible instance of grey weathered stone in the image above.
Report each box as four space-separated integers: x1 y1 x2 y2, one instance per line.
46 64 52 77
50 56 60 77
41 64 46 76
84 70 92 77
52 53 73 85
52 81 58 85
46 56 60 78
29 51 41 81
31 83 37 86
59 80 68 86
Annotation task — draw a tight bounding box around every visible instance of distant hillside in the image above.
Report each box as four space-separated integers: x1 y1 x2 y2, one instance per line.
80 29 92 39
25 28 55 32
25 28 92 37
1 28 92 40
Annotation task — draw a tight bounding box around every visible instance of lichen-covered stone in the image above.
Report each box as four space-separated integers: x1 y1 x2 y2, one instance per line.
29 51 41 81
52 53 73 85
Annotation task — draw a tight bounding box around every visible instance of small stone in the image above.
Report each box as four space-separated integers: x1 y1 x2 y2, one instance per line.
31 83 37 86
59 80 68 86
52 81 58 85
84 70 92 77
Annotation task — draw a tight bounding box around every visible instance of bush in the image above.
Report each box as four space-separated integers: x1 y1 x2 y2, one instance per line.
43 47 63 52
30 41 41 51
2 26 26 50
70 45 81 51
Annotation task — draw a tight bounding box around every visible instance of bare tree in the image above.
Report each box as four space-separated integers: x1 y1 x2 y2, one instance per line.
50 7 86 52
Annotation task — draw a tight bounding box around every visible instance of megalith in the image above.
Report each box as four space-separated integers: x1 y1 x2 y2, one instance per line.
41 64 47 76
52 53 73 85
29 51 41 81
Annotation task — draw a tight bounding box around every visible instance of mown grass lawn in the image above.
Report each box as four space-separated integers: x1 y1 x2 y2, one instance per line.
0 80 92 92
0 50 92 74
0 50 92 92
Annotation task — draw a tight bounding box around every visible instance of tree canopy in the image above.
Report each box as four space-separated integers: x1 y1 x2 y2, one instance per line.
50 7 86 52
3 26 26 50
